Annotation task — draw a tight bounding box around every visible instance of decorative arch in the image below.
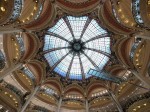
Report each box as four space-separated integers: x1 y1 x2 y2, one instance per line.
27 60 46 84
87 81 106 97
24 0 56 31
56 0 100 15
64 84 84 96
43 78 63 95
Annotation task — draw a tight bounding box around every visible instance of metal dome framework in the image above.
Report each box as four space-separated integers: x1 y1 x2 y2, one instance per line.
43 16 111 80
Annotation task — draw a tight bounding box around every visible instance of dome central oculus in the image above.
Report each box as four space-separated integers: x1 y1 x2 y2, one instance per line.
73 43 81 51
70 40 85 53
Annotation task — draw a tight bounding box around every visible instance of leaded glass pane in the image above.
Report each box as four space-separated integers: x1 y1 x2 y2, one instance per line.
43 16 111 80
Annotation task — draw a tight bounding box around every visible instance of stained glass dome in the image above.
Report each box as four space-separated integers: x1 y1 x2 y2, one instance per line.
43 16 111 80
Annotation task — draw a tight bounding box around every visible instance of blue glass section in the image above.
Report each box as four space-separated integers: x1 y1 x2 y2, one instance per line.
88 69 123 83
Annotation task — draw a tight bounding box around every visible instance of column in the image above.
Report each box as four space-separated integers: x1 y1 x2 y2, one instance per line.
0 63 23 80
20 86 40 112
57 97 62 112
85 99 89 112
131 70 150 88
108 89 123 112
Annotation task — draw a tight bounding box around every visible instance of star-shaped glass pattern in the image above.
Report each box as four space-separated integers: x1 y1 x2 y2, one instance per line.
43 16 111 80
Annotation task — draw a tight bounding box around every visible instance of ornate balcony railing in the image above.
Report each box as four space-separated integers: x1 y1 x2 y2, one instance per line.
0 107 9 112
4 0 23 25
40 88 59 100
21 67 36 85
89 93 110 102
32 105 49 112
121 91 150 111
0 50 5 71
0 80 24 105
16 35 25 58
110 0 121 24
10 0 23 22
63 98 84 104
130 42 140 62
132 0 144 26
34 5 43 20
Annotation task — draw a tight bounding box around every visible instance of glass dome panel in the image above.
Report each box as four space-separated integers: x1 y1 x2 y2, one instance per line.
43 16 111 80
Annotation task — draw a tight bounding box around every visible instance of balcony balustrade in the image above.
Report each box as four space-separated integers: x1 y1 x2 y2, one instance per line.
15 34 25 58
2 0 23 25
21 67 36 86
130 42 140 63
0 50 5 71
40 87 59 100
32 105 49 112
63 98 84 104
132 0 144 27
0 80 24 105
121 91 150 110
34 5 43 20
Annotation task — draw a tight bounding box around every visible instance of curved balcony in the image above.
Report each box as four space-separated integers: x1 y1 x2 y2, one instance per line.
121 91 150 110
34 4 43 20
0 105 10 112
40 87 59 100
3 0 23 25
110 1 122 24
10 0 22 22
112 8 120 23
21 66 36 87
32 105 49 112
15 34 25 58
27 103 50 112
132 0 144 27
130 42 140 63
0 50 5 71
0 80 24 105
63 98 84 104
89 92 109 102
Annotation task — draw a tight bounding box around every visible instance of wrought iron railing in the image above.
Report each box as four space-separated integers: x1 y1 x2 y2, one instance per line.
4 0 23 25
40 88 59 100
121 91 150 111
132 0 144 26
11 0 22 21
89 93 110 102
0 81 24 105
16 35 25 58
34 4 43 20
32 105 49 112
130 42 140 62
110 0 121 24
21 67 36 85
63 98 84 104
0 50 5 71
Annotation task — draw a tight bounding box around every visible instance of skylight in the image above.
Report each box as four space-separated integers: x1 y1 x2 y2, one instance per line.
43 16 111 80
